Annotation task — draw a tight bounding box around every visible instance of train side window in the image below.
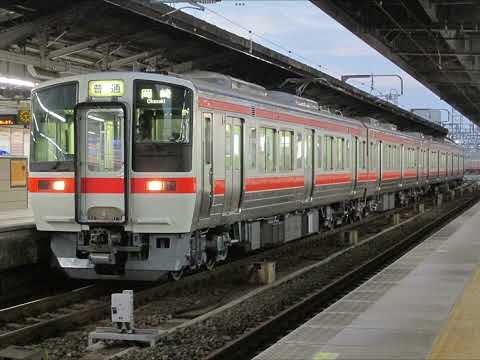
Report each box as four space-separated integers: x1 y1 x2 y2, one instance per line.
382 144 386 170
225 124 232 170
337 137 344 170
394 145 397 169
248 127 256 170
359 140 366 170
332 137 338 170
203 113 212 165
296 133 303 169
358 140 362 170
279 130 293 171
346 139 351 169
392 145 397 169
258 128 266 172
385 145 388 170
306 133 313 168
233 125 242 171
285 131 293 170
368 142 377 171
368 141 375 170
265 128 275 172
278 131 285 171
324 135 334 170
317 135 322 169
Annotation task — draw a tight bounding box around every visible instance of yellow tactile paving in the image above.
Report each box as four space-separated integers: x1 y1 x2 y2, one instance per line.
429 269 480 360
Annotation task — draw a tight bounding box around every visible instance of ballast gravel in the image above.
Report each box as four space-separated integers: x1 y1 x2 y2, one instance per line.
27 203 450 360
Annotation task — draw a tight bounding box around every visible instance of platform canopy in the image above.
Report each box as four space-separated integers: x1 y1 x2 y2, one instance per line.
311 0 480 128
0 0 448 136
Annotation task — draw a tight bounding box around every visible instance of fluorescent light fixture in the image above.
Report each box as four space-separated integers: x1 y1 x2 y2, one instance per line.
87 114 105 122
0 75 35 88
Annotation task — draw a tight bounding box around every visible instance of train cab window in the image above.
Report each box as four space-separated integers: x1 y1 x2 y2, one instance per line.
279 130 293 171
248 127 256 170
30 82 77 172
296 133 303 169
265 128 275 172
133 80 193 172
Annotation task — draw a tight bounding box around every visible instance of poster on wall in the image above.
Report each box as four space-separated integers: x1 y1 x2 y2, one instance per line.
23 130 30 158
0 128 10 155
10 129 24 156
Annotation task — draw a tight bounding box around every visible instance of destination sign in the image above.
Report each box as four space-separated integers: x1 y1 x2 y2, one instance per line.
88 80 125 97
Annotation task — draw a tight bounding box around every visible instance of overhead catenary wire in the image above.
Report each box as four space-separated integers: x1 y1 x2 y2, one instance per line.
175 3 392 98
373 0 480 118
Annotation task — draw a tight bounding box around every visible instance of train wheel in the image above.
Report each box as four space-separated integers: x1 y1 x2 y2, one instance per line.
169 269 184 281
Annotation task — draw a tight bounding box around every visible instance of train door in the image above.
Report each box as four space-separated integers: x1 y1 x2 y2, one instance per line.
304 129 314 201
75 103 126 224
224 117 243 213
199 112 213 219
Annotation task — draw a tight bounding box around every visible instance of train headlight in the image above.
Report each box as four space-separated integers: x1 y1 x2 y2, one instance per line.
52 180 66 191
147 180 163 192
146 180 176 192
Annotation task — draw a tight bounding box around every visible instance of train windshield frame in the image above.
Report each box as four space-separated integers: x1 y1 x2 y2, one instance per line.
30 82 77 172
133 80 193 172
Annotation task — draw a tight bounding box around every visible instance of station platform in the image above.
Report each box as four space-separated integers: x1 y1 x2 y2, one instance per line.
254 201 480 360
0 208 34 232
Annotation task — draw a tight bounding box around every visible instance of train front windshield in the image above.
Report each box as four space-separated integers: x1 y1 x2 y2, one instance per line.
133 80 193 172
30 83 77 172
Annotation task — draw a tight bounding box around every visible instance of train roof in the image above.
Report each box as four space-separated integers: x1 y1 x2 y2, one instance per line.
184 71 365 130
31 71 462 151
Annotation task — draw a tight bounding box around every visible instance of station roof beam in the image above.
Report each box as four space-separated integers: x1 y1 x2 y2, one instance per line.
0 0 450 137
310 0 480 126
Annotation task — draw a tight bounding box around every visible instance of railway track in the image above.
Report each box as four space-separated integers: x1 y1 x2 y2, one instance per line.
1 184 477 359
0 198 410 349
205 187 480 360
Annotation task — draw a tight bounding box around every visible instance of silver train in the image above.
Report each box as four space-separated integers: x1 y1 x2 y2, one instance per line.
28 71 464 281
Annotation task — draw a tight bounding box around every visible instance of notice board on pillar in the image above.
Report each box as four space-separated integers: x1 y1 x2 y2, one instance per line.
10 158 27 188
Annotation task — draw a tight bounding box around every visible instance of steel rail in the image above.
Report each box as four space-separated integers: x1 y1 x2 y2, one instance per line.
204 189 480 360
0 186 474 349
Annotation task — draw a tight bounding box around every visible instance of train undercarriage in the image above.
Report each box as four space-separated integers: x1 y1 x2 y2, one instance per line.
50 182 459 281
